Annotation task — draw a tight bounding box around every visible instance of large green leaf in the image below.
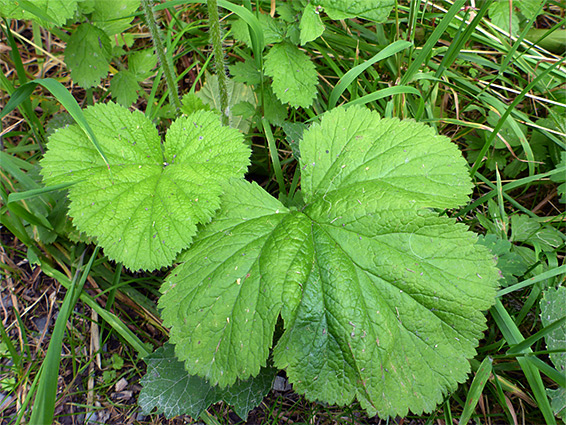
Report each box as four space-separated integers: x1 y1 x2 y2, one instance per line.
40 102 250 271
160 106 499 417
264 42 318 109
139 344 275 420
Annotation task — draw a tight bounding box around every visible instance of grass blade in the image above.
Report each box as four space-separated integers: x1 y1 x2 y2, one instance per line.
1 78 111 171
491 300 557 425
459 356 493 424
29 248 98 425
328 40 412 109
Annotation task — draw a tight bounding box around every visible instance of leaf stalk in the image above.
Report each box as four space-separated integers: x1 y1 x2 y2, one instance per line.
140 0 181 111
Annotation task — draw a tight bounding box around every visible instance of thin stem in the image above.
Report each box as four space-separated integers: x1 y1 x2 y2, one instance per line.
208 0 229 126
140 0 181 111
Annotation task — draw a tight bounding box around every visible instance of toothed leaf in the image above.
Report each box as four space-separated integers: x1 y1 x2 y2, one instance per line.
64 23 112 88
109 70 139 106
40 102 250 271
264 42 318 109
160 106 499 417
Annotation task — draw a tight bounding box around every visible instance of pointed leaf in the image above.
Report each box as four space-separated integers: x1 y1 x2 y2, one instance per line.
264 42 318 109
41 103 250 271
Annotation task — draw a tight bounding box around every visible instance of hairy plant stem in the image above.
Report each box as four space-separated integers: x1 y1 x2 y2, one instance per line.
140 0 181 111
207 0 229 126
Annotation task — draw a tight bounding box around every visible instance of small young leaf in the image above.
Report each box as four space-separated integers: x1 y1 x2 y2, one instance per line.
264 42 318 109
109 70 140 107
230 14 285 47
40 103 250 271
139 344 275 420
197 74 256 133
229 59 262 86
180 93 212 115
300 4 325 45
315 0 395 22
129 49 159 81
488 1 520 34
64 23 112 88
161 106 499 417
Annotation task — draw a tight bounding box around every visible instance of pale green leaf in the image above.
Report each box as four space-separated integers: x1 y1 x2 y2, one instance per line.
197 73 256 134
540 287 566 373
488 1 520 35
40 103 250 271
231 14 285 47
315 0 394 22
64 23 112 88
517 0 545 21
130 49 158 80
300 107 473 208
160 179 289 386
300 4 325 45
0 0 78 26
109 70 140 106
161 106 499 417
264 42 318 109
180 93 212 116
139 344 275 419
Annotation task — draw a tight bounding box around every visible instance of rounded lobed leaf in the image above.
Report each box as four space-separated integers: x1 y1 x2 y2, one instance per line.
41 103 250 271
160 106 499 417
300 106 473 209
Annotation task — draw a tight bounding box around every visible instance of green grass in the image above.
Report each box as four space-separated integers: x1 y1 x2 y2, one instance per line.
1 0 565 424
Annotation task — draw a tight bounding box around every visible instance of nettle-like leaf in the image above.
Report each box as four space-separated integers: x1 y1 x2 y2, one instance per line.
264 42 318 109
40 102 250 271
315 0 395 22
65 23 112 88
109 70 139 106
139 344 275 420
160 106 499 417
